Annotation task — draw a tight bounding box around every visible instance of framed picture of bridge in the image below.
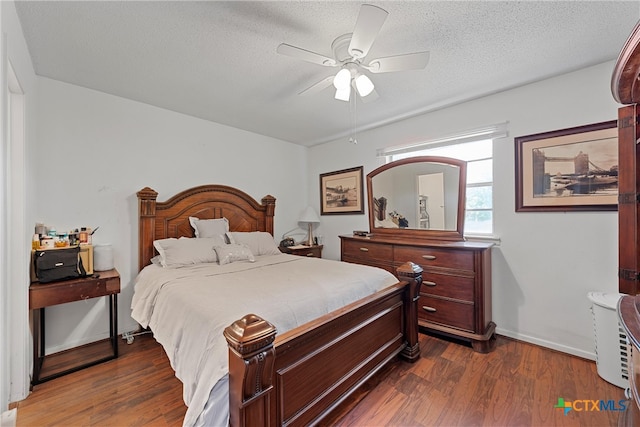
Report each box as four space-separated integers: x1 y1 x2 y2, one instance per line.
320 166 364 215
515 120 618 212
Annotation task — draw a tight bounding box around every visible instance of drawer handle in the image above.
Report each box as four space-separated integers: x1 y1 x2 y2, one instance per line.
422 255 436 260
305 252 314 257
424 281 436 287
422 306 437 313
359 247 369 252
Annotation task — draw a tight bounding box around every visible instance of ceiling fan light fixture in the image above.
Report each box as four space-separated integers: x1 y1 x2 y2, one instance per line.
335 86 351 101
333 68 351 90
355 73 374 97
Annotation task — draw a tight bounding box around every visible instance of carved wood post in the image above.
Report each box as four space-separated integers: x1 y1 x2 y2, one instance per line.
224 314 277 427
261 195 276 236
137 187 158 271
397 261 423 362
618 106 640 295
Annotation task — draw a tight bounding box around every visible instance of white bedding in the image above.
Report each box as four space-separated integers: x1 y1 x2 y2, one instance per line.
130 253 398 427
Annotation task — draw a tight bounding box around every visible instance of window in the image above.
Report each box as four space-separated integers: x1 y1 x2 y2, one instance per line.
380 123 507 236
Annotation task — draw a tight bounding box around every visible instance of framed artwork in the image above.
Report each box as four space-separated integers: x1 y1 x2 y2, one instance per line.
515 120 618 212
320 166 364 215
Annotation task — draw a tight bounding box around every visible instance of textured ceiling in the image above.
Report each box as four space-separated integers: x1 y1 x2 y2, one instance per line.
14 1 640 146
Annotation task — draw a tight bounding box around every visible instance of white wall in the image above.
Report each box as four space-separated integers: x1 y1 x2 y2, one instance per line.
1 0 38 407
34 77 309 353
309 61 620 359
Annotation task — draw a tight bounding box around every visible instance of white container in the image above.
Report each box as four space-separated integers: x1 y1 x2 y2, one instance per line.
93 243 114 271
40 237 54 249
588 292 629 389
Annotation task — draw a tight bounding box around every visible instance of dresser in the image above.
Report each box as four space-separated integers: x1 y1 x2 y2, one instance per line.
341 234 495 352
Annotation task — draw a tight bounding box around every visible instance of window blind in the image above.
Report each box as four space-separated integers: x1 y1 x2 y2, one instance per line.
376 122 509 158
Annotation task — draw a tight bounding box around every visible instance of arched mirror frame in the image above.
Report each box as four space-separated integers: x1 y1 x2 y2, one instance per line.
367 156 467 241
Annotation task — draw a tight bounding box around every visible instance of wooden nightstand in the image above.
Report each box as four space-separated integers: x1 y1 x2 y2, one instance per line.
29 269 120 385
279 244 323 258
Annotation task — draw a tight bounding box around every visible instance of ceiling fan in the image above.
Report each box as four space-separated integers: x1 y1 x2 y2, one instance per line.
277 4 430 102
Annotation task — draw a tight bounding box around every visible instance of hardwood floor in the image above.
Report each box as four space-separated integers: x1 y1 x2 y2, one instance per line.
13 332 626 426
14 334 185 427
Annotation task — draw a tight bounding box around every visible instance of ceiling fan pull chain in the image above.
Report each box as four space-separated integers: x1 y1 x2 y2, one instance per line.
349 95 358 144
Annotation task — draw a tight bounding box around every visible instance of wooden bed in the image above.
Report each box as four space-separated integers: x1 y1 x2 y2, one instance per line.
136 184 422 426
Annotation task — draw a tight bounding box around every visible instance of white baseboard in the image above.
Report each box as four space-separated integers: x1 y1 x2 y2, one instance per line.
495 327 596 361
1 408 17 427
45 318 140 355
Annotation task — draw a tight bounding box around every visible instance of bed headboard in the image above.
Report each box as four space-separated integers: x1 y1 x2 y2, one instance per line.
137 185 276 271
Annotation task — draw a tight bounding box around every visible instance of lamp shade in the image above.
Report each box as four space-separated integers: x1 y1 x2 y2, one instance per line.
333 68 351 90
299 206 320 223
334 86 351 101
355 73 374 97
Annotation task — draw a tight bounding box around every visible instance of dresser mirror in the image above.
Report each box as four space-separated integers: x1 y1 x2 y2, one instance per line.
367 156 467 241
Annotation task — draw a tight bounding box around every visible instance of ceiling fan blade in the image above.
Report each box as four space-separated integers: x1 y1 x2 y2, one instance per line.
277 43 337 67
348 4 388 59
366 51 430 73
298 76 335 96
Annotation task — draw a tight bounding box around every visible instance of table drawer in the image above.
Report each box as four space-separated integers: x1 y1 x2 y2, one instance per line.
30 277 120 309
394 246 474 271
291 246 322 258
421 271 474 301
418 295 474 332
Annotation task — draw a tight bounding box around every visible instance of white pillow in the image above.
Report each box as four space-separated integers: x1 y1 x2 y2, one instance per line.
226 231 282 256
213 243 255 265
189 216 229 238
153 236 226 268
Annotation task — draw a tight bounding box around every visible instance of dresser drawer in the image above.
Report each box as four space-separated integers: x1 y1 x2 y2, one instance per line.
342 239 393 264
394 246 474 271
418 295 474 332
421 271 474 302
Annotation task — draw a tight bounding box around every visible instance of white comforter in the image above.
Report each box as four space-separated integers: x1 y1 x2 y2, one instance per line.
130 254 397 426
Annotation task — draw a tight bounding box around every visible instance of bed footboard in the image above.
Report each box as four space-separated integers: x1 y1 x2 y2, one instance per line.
224 262 422 427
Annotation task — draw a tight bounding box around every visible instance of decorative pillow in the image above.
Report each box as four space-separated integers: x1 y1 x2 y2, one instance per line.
153 236 226 268
213 243 255 265
226 231 282 256
189 216 229 238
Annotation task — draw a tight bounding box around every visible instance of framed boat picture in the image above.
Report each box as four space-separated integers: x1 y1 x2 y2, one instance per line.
515 120 618 212
319 166 364 215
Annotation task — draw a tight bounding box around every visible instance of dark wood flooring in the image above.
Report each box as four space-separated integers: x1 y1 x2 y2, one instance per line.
12 332 627 426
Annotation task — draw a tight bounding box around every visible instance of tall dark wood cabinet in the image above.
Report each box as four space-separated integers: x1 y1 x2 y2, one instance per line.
612 19 640 426
618 104 640 295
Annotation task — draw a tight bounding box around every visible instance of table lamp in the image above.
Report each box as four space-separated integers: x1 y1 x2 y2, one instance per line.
299 206 320 246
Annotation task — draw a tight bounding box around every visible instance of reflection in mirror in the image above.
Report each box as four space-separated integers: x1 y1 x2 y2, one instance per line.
367 156 467 241
418 172 444 229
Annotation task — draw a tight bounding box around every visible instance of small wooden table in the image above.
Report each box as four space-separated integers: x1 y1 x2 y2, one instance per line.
29 269 120 385
279 244 323 258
